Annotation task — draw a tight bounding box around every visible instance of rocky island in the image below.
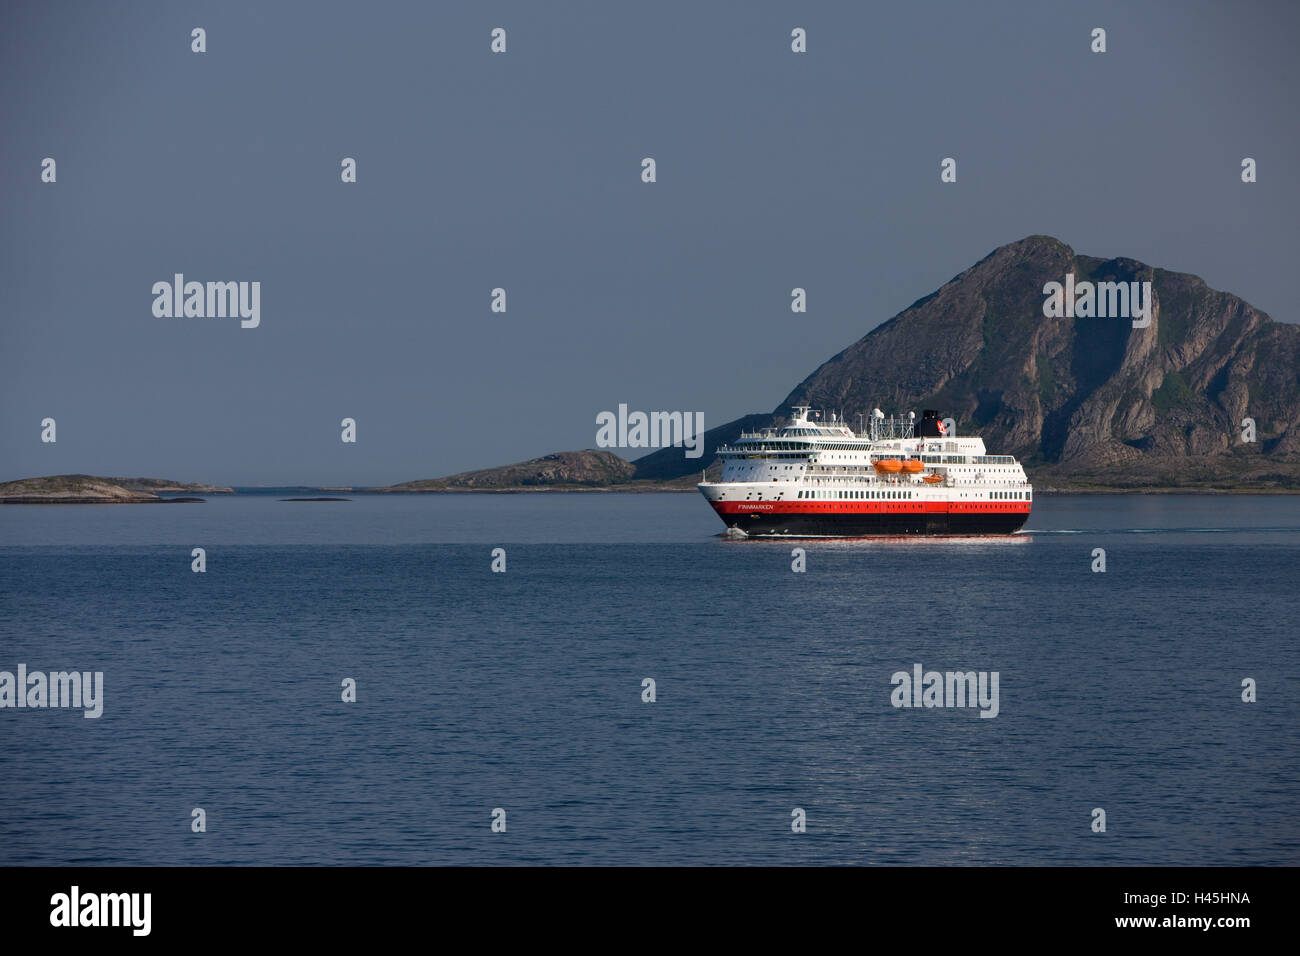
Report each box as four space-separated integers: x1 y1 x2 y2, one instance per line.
377 450 690 492
109 477 234 495
0 475 227 503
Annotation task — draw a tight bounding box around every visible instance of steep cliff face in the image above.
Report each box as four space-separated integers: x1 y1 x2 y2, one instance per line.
757 235 1299 487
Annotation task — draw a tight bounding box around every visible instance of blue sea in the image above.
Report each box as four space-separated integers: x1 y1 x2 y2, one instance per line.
1 492 1298 865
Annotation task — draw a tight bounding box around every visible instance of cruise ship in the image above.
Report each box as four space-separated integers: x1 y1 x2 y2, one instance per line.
698 406 1031 536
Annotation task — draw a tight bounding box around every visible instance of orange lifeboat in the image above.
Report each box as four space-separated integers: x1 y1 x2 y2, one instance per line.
901 459 924 474
874 459 902 473
923 473 944 484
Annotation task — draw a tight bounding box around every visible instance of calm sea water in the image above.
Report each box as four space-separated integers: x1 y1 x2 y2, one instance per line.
1 492 1298 865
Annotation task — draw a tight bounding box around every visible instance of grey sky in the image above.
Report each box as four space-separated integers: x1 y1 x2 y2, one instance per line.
2 0 1295 485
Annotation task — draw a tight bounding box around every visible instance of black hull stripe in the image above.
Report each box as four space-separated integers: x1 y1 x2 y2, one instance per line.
717 512 1029 536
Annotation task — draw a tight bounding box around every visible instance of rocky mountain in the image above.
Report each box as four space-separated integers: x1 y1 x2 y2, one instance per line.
639 235 1300 489
384 236 1300 491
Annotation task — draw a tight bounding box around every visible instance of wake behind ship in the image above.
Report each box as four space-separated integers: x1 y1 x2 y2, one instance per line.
698 407 1031 536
